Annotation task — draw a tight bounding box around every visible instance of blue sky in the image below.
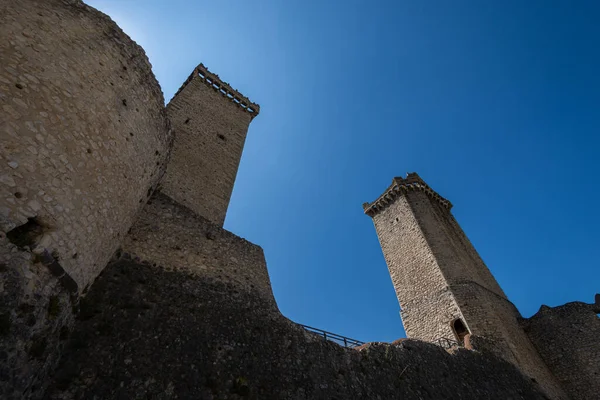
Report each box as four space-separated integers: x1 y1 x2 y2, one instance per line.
87 0 600 343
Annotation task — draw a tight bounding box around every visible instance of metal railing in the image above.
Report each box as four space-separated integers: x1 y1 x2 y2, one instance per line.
431 337 463 349
299 325 464 350
300 324 365 348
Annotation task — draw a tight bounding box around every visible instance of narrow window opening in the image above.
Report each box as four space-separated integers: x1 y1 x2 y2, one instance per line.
452 318 469 343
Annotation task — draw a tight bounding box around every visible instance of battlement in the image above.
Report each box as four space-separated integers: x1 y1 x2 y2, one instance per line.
173 63 260 118
363 172 452 217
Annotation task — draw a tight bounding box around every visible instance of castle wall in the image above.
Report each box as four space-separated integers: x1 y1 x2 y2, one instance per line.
121 192 276 307
524 300 600 400
44 257 551 400
0 1 171 397
160 66 258 226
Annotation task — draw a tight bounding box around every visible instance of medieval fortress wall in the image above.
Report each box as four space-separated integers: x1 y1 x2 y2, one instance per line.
0 1 598 399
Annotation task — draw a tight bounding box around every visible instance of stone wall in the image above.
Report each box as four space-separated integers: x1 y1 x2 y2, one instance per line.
0 240 74 400
400 288 463 342
0 0 171 397
44 257 551 400
160 65 259 226
1 0 172 288
524 299 600 400
121 192 276 307
451 283 566 398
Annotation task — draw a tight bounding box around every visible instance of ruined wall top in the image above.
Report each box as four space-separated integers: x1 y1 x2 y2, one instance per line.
363 172 453 217
524 295 600 400
172 63 260 119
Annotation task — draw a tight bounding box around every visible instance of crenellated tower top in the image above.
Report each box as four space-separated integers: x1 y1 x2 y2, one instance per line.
362 172 452 217
172 63 260 119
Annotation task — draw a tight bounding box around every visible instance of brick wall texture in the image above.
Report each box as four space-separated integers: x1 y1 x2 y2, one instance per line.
367 175 567 399
161 68 258 226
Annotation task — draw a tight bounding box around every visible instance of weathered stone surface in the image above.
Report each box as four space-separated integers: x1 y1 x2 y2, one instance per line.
161 65 259 227
0 239 74 400
122 192 276 306
0 0 172 289
0 0 171 397
45 258 550 400
524 300 600 400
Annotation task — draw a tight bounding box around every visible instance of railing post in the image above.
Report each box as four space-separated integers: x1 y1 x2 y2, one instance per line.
344 338 347 347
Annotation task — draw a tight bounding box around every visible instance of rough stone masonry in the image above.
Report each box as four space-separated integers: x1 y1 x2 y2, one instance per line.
0 0 598 399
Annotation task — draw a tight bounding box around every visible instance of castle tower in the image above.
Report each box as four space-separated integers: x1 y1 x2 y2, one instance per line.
161 64 260 226
364 173 566 399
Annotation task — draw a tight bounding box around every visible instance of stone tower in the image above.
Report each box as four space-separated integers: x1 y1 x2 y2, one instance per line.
161 64 260 226
363 173 566 398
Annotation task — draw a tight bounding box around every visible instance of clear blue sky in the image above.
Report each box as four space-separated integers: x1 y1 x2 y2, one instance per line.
87 0 600 343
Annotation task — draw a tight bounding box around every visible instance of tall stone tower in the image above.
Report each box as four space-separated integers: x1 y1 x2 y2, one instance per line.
161 64 260 226
363 173 566 399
